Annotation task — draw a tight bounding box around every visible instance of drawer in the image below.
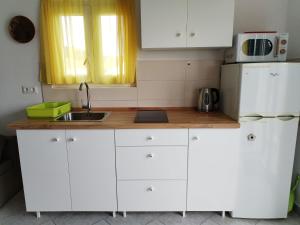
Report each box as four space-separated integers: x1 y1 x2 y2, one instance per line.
115 129 188 146
189 129 239 149
116 146 187 180
117 180 186 211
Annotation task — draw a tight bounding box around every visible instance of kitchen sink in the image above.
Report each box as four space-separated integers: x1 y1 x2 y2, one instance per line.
55 112 110 122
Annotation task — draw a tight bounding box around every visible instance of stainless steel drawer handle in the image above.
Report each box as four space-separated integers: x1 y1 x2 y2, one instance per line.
146 153 154 159
247 134 256 141
147 186 155 192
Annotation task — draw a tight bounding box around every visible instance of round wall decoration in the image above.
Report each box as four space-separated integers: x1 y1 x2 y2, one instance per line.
8 15 35 43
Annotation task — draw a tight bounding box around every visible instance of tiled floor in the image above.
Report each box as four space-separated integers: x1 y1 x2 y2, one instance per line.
1 192 300 225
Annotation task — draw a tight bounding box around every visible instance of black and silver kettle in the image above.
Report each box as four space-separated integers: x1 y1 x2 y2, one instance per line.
197 88 220 112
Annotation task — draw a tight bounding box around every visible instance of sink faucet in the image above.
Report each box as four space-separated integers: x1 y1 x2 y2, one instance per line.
79 82 91 112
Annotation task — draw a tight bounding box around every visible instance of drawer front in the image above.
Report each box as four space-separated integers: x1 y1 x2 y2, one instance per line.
117 180 186 211
115 129 188 146
117 146 187 180
189 128 239 149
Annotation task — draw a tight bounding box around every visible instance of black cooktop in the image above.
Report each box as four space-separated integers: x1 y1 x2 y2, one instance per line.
134 110 169 123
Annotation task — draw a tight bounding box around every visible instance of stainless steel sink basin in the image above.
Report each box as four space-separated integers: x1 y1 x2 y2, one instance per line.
55 112 110 122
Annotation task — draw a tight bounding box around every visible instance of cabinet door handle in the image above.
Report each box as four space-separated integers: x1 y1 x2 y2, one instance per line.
147 186 155 192
176 32 181 37
69 137 77 142
146 136 154 141
247 134 256 141
190 32 196 37
192 136 199 141
52 138 60 142
146 153 154 159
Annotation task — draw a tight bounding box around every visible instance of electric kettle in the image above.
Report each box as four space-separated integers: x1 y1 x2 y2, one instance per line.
197 88 220 112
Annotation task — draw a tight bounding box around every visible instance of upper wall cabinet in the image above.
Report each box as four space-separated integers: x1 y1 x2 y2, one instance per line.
140 0 235 48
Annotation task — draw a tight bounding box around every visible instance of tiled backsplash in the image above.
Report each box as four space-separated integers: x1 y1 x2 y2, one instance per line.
42 59 222 107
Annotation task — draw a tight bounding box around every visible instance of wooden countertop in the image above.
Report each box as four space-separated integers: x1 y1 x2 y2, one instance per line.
8 109 239 129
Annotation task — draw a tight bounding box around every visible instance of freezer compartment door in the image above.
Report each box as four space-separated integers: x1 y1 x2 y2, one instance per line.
232 117 299 219
239 63 300 117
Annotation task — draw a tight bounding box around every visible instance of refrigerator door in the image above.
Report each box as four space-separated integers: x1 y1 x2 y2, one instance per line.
232 117 299 219
239 63 300 117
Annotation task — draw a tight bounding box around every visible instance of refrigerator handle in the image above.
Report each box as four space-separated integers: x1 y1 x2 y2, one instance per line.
276 116 297 121
240 116 264 122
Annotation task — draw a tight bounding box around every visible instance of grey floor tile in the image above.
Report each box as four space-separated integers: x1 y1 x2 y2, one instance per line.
104 212 161 225
209 213 258 225
0 213 51 225
48 212 109 225
146 220 165 225
157 212 186 225
127 212 162 224
0 192 26 220
93 220 110 225
201 219 219 225
104 215 140 225
157 212 213 225
184 212 215 225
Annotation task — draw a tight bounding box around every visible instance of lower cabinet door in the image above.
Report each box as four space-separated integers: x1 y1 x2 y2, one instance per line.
118 180 186 211
66 130 117 211
187 129 239 211
17 130 71 211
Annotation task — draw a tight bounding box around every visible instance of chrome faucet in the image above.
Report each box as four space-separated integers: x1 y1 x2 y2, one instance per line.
79 82 91 112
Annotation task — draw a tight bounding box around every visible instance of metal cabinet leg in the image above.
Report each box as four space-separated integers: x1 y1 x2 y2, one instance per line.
36 212 41 219
123 211 127 218
182 211 186 218
222 211 226 218
112 211 116 218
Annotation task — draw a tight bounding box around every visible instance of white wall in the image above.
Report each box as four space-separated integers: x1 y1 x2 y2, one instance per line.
287 0 300 59
0 0 42 135
234 0 288 34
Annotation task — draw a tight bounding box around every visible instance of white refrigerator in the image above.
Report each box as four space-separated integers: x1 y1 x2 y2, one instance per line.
220 62 300 219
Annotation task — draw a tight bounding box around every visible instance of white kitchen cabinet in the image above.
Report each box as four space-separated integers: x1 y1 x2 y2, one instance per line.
140 0 187 48
187 129 239 211
17 129 117 213
140 0 234 48
17 130 71 211
115 129 188 212
187 0 234 47
66 130 117 211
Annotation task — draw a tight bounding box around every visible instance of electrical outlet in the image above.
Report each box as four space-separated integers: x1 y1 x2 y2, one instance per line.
22 86 39 95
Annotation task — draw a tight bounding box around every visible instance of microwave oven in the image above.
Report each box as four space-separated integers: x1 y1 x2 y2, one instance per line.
225 32 288 63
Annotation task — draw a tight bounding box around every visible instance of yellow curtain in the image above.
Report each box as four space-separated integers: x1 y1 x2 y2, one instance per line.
40 0 137 85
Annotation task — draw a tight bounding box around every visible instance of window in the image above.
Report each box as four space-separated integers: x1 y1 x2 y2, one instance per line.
40 0 137 85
